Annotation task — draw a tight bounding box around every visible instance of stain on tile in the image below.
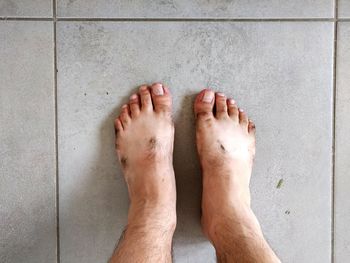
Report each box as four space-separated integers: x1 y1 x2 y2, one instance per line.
277 179 284 189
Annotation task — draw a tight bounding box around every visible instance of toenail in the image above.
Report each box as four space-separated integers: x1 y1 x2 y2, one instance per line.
202 90 214 103
239 108 244 112
122 104 128 108
140 86 148 91
216 92 225 97
130 94 138 100
152 84 164 96
229 99 235 105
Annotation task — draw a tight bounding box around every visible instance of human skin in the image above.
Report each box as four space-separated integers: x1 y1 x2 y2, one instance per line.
109 83 280 263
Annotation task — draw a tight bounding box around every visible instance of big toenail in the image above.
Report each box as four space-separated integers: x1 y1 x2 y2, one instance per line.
152 84 164 95
202 91 214 103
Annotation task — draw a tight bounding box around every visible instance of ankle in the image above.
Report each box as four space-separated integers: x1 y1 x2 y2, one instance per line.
204 203 262 245
128 202 177 232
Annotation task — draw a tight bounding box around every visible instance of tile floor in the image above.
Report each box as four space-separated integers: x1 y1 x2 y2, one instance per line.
0 1 349 262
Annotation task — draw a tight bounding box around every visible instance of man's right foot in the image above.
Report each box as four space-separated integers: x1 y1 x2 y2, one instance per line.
114 83 176 230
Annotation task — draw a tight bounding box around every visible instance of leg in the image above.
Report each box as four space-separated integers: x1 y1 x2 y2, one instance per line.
110 83 176 263
194 89 280 263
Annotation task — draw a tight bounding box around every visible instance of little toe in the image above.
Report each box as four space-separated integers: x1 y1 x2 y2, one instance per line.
227 98 239 122
129 94 140 117
215 92 228 119
120 104 131 128
139 85 153 112
194 89 215 121
248 120 256 136
239 108 248 128
150 83 172 114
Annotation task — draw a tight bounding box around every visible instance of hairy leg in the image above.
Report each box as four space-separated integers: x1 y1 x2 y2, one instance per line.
109 83 176 263
195 89 280 263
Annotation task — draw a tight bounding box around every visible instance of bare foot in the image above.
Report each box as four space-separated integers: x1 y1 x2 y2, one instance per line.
111 83 176 262
114 83 176 229
195 88 256 231
194 89 279 262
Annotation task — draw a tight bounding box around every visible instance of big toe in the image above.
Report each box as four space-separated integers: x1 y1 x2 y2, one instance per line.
150 83 172 114
194 89 215 121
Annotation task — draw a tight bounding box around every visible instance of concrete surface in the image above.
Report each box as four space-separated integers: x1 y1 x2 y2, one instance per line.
0 1 349 262
0 0 52 17
0 21 56 263
56 21 334 263
56 0 334 18
334 22 350 263
339 0 350 17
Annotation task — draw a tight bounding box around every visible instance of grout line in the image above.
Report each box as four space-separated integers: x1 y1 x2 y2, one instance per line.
0 17 52 21
55 17 336 22
331 0 338 262
53 0 60 262
1 16 348 22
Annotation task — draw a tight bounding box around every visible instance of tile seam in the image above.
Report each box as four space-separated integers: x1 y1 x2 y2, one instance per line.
1 17 348 22
331 0 339 262
53 0 60 262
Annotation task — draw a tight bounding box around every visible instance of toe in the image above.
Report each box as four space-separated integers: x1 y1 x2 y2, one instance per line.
120 104 131 128
139 85 153 112
227 98 239 122
150 83 172 114
129 93 140 117
215 92 228 119
114 118 123 133
248 120 256 135
194 89 215 121
239 108 248 128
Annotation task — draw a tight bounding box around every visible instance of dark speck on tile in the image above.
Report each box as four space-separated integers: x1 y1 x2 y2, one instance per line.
276 179 284 189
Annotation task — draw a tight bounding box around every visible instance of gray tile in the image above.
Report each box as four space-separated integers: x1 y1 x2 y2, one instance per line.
57 21 333 263
0 21 56 262
57 0 334 18
335 22 350 263
339 0 350 18
0 0 52 17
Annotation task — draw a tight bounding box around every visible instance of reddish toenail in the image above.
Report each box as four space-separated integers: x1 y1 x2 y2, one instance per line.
229 99 235 104
202 90 214 103
130 94 138 100
217 92 225 97
152 84 164 95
